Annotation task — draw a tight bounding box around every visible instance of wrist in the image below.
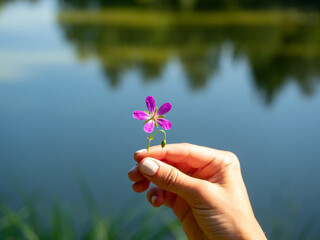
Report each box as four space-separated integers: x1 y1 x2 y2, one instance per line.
238 218 267 240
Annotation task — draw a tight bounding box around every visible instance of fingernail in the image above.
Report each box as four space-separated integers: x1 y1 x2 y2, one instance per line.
151 195 157 204
140 158 159 176
129 165 137 173
135 149 146 154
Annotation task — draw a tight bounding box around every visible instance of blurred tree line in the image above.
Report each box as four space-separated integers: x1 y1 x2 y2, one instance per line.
58 0 320 10
58 9 320 103
1 0 319 103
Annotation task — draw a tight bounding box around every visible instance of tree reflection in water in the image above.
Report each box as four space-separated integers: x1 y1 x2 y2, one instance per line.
58 0 320 11
57 8 320 104
2 0 319 104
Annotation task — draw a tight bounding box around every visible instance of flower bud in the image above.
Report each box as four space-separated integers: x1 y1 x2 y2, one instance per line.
161 140 166 148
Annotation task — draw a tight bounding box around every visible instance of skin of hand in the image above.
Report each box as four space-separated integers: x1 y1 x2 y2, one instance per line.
128 143 267 240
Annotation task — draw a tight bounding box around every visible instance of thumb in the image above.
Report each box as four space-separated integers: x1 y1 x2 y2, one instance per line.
139 157 202 200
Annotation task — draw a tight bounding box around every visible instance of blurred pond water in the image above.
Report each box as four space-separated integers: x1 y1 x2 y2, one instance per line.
0 0 320 238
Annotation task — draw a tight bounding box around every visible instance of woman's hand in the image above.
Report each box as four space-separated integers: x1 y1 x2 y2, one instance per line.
128 143 266 240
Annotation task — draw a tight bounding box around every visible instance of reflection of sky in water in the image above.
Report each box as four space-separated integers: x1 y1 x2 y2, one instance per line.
1 0 320 237
0 0 73 81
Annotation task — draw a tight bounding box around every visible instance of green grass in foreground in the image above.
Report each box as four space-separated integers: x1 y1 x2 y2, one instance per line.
0 179 184 240
0 202 183 240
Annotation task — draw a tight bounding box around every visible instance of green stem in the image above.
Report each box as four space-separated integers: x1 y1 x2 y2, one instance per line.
151 129 166 140
146 132 152 158
146 130 166 158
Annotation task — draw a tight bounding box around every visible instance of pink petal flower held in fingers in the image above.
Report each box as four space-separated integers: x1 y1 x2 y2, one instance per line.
133 96 172 133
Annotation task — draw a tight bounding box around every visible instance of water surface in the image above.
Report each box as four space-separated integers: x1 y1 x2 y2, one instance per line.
1 0 320 238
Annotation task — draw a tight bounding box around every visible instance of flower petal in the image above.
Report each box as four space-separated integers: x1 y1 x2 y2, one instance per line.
144 120 155 133
156 118 171 130
157 102 172 116
133 111 150 120
146 96 156 114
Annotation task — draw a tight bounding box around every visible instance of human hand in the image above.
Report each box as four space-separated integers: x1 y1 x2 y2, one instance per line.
128 143 266 240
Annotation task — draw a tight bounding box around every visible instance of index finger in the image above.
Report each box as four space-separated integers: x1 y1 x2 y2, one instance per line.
133 143 224 169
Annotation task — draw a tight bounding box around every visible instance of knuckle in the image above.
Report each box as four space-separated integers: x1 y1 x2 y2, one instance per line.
180 143 191 158
181 142 191 147
163 167 179 189
225 151 237 160
180 142 191 153
223 151 240 167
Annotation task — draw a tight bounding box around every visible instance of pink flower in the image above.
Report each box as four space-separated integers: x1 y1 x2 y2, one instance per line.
133 96 172 133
